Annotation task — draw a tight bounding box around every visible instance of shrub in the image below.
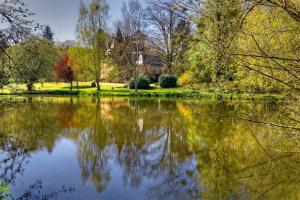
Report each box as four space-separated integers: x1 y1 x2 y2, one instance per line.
177 71 197 86
128 74 150 89
91 82 96 87
158 74 177 88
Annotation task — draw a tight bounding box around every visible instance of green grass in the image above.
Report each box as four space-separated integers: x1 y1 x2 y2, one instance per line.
0 82 285 101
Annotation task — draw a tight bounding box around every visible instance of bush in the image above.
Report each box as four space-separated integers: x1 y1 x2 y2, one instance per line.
91 82 96 87
177 71 197 86
128 74 150 89
158 74 177 88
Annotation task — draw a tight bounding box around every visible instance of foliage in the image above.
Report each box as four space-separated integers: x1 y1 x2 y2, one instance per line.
0 68 9 89
177 71 197 86
68 47 91 82
8 37 57 91
187 0 241 87
75 0 110 91
0 183 10 199
56 55 74 90
91 82 96 87
129 74 150 89
235 6 300 92
158 74 177 88
104 63 120 83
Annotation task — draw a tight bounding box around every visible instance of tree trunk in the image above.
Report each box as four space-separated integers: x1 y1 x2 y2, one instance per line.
96 77 100 91
76 80 79 91
27 82 34 91
70 81 73 91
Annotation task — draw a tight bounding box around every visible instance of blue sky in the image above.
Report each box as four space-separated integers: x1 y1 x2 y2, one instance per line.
24 0 126 41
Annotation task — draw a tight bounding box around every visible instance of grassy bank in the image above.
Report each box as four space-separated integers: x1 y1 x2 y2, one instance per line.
0 82 285 101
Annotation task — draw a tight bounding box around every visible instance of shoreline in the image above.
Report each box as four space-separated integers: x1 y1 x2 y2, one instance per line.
0 90 286 101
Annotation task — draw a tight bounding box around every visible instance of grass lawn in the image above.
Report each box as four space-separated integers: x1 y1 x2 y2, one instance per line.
0 82 284 101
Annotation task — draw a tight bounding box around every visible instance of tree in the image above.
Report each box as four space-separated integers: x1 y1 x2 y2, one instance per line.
0 34 9 90
56 55 74 90
118 0 145 92
116 25 124 44
0 0 36 34
75 0 110 91
42 25 54 41
0 68 9 89
0 0 37 67
68 46 91 88
145 0 190 74
184 0 242 87
8 37 57 91
173 19 191 74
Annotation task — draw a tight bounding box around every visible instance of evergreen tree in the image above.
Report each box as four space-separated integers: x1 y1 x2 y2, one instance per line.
43 25 54 41
116 25 124 43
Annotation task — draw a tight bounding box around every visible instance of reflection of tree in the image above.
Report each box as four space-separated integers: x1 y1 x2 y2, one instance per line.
184 101 300 199
55 97 78 129
0 99 63 152
11 180 75 200
70 98 200 198
2 97 299 199
0 136 30 185
75 99 111 192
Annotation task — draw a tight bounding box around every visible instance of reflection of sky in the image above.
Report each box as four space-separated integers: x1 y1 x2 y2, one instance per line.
8 139 198 200
18 0 128 41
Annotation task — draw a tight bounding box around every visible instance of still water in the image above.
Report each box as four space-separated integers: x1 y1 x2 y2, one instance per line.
0 97 299 200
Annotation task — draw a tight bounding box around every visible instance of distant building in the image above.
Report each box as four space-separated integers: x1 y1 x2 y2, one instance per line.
55 40 76 48
110 30 163 81
139 54 163 81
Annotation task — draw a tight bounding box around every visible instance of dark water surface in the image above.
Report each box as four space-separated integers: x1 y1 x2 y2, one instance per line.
0 97 299 200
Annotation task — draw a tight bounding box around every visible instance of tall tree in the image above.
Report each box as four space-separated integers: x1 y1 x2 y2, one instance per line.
42 25 54 41
145 0 186 74
173 19 191 74
117 0 145 91
75 0 109 91
185 0 242 86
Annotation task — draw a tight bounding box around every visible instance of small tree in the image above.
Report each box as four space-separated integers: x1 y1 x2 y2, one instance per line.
68 47 91 89
56 56 74 90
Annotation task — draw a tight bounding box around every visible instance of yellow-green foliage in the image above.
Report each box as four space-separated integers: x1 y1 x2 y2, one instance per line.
177 71 197 86
236 6 300 92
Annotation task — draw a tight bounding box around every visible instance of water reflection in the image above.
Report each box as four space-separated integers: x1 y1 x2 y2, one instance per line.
0 97 299 199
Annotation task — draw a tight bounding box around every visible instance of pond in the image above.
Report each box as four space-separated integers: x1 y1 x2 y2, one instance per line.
0 97 299 200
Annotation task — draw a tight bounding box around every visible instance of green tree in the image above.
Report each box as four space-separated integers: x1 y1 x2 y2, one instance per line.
8 37 57 91
68 46 92 87
76 0 110 91
187 0 242 86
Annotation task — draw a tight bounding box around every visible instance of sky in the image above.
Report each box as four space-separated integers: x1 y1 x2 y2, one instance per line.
23 0 125 41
